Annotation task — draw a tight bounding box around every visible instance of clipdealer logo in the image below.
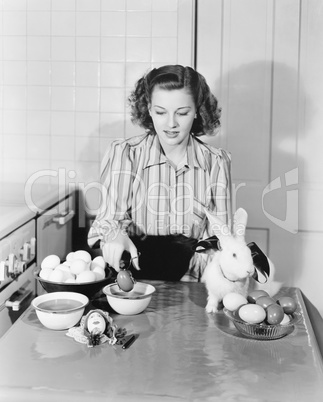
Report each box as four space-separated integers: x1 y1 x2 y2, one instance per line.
262 168 298 234
24 167 299 234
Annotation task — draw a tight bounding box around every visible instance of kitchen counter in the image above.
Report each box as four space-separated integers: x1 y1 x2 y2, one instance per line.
0 205 35 239
0 182 73 239
0 283 322 402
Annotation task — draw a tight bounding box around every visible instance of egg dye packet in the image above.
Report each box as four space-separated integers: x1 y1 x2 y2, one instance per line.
66 309 126 348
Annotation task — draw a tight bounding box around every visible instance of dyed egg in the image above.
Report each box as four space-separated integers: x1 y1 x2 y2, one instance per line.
255 296 276 310
266 303 284 325
223 292 248 312
247 290 269 303
277 296 297 314
117 269 135 292
238 304 266 324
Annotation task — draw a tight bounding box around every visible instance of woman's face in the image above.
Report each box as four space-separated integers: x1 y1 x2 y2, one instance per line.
149 87 196 151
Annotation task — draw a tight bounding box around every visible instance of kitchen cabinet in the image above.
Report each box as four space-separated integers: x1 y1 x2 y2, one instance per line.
0 183 74 336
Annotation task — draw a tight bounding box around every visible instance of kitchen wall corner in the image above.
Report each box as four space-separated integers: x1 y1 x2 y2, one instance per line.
0 0 195 214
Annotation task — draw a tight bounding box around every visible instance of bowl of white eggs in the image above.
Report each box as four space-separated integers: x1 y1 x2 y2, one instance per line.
34 250 114 299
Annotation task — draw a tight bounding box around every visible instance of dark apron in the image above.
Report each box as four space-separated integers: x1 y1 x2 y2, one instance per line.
127 235 197 281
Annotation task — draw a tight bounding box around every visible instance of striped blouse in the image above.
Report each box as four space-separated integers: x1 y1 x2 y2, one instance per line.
88 132 232 280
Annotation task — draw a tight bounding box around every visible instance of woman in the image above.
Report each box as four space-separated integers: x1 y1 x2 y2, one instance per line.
88 65 232 281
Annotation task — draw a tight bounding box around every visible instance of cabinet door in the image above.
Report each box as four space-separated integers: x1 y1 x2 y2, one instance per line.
196 0 323 315
36 196 74 294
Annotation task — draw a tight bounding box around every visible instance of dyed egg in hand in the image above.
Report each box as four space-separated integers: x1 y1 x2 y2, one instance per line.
223 293 248 312
117 269 135 292
238 304 266 324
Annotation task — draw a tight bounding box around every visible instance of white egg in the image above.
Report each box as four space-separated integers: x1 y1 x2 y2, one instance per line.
280 313 291 325
70 259 89 275
48 269 65 283
91 256 106 270
39 268 52 280
55 265 75 281
65 277 77 283
223 292 248 312
53 267 68 281
73 250 91 263
62 260 72 267
41 255 60 270
56 264 71 273
66 252 75 261
65 272 76 281
76 270 96 283
92 266 105 281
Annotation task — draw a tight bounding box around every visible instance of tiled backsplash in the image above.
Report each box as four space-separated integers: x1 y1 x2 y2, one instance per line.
0 0 194 194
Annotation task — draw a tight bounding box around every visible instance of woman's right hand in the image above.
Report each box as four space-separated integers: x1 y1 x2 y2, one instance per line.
101 231 140 272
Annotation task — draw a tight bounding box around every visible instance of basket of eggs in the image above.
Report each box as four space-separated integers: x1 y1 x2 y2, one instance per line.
34 250 114 299
222 290 301 340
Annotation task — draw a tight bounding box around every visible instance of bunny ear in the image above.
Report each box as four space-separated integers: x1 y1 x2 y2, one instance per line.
233 208 248 238
194 208 229 253
204 208 230 238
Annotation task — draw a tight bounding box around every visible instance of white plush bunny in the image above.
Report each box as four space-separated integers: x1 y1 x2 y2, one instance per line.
195 208 282 313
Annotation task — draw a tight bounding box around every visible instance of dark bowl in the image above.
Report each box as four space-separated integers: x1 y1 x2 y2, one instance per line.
34 267 114 300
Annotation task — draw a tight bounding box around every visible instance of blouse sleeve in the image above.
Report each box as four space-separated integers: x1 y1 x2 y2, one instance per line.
87 139 134 248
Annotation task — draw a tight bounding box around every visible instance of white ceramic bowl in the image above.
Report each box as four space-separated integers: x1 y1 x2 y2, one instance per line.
32 291 89 330
103 282 156 315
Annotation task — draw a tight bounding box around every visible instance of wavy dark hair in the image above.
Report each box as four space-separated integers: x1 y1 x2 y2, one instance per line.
128 65 221 136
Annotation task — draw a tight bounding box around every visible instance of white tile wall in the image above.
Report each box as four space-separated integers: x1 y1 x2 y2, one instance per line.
0 0 194 188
